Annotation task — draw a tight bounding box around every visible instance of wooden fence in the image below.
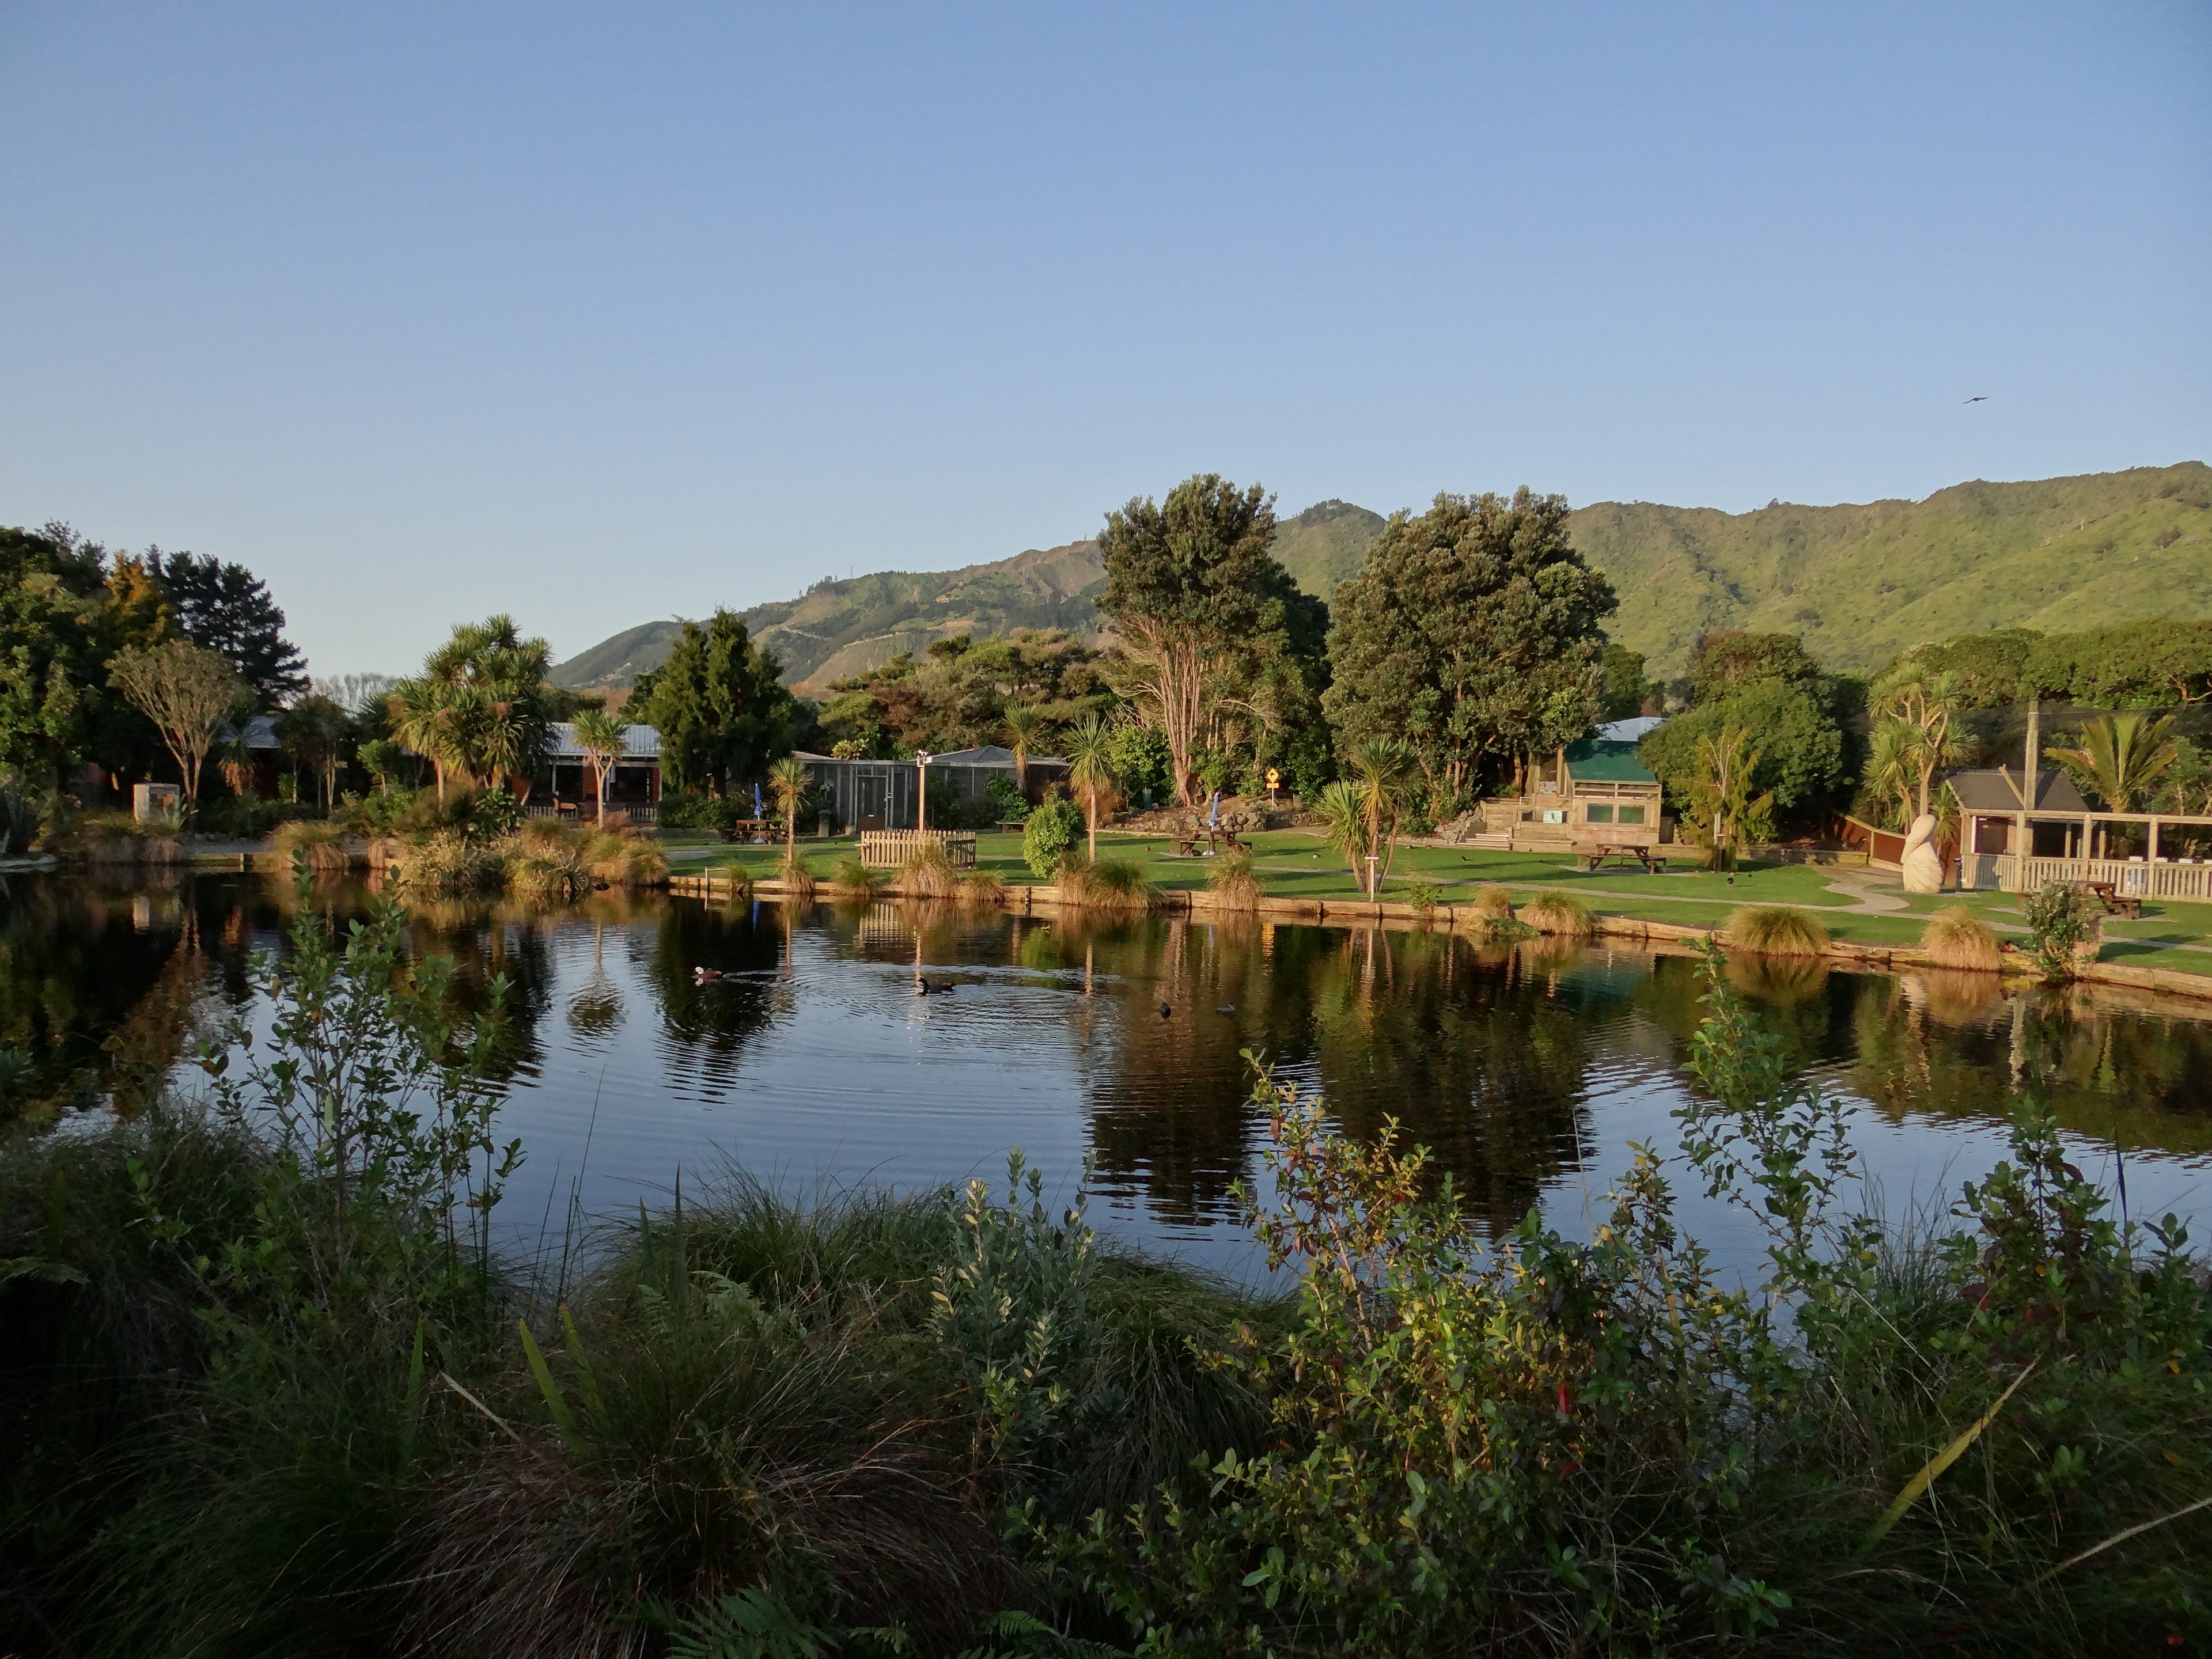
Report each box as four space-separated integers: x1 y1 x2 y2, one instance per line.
857 829 977 870
1996 855 2212 904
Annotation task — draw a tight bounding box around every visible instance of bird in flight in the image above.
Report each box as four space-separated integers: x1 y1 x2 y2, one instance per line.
1964 396 1988 403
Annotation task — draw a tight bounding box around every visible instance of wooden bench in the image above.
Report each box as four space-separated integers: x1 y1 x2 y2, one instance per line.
1575 844 1664 874
2084 880 2144 919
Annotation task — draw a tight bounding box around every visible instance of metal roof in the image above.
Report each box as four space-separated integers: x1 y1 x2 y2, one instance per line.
1945 767 2089 815
544 721 662 761
796 745 1067 767
1563 738 1658 785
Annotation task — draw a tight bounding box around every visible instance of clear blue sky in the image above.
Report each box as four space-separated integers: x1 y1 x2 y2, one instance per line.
3 3 2206 676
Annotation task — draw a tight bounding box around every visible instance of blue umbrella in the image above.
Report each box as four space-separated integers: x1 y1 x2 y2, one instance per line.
753 782 764 817
1207 790 1221 827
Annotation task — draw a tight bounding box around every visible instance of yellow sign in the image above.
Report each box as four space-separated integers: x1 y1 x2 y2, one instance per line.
1265 768 1281 788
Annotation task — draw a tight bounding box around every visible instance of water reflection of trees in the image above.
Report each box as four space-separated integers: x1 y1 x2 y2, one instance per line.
1847 975 2212 1158
641 895 788 1094
1071 917 1608 1234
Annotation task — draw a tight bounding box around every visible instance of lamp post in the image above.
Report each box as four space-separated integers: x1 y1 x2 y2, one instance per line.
915 752 933 832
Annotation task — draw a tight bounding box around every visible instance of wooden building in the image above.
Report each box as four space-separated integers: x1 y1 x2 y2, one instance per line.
1483 739 1665 850
542 721 663 819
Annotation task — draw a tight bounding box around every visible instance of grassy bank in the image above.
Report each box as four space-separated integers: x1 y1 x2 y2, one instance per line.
3 890 2209 1655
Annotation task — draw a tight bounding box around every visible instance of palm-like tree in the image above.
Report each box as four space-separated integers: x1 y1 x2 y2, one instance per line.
1063 717 1119 863
1344 739 1414 895
1002 704 1043 800
767 756 810 858
1863 718 1921 830
389 680 469 801
1315 779 1368 890
2046 713 2179 813
1872 664 1966 820
571 709 628 821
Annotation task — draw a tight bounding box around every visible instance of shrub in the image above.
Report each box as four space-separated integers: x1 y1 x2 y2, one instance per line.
1061 855 1156 911
2025 879 2099 982
268 818 351 871
830 855 884 898
66 809 182 864
1021 794 1084 879
1725 903 1831 956
1920 905 2002 972
983 775 1028 823
897 840 960 899
957 869 1007 910
1520 888 1593 935
1206 849 1263 910
393 830 503 895
1468 882 1515 920
1400 877 1441 915
656 790 734 831
777 850 815 903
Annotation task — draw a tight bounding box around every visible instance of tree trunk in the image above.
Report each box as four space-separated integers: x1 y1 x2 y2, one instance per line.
1086 796 1097 863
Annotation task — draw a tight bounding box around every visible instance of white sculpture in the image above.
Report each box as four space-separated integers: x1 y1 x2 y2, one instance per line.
1900 812 1945 894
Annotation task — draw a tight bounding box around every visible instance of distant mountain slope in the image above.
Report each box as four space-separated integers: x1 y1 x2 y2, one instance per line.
1273 499 1387 599
552 464 2212 692
1570 462 2212 675
550 620 687 691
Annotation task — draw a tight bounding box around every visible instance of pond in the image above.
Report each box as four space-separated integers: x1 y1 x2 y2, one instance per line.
6 870 2212 1275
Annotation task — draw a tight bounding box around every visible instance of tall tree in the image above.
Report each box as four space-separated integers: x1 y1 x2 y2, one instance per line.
1870 661 1965 820
571 707 628 819
107 642 243 806
148 550 306 704
1324 490 1617 805
1062 715 1118 863
2045 713 2179 812
1097 475 1291 806
631 609 800 797
388 616 556 800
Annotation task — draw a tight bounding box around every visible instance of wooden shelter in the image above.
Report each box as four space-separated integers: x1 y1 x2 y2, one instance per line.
1483 739 1666 850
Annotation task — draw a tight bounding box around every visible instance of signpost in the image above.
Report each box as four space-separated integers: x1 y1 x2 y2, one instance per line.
1265 766 1281 804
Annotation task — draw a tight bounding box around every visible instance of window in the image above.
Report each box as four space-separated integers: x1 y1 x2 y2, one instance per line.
1584 803 1615 824
1618 805 1647 825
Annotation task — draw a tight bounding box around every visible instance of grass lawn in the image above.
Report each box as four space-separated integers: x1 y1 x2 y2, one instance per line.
659 827 2212 972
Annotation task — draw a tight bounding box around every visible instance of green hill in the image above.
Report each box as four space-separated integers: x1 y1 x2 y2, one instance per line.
552 464 2212 691
1570 462 2212 676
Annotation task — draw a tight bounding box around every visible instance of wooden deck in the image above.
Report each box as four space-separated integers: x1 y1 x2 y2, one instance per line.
1995 854 2212 904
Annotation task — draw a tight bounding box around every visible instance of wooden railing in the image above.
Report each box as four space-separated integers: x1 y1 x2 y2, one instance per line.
1995 855 2212 904
858 829 976 870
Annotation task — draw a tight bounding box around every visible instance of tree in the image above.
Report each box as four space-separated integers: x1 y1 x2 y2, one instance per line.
632 610 801 797
2024 619 2212 707
1599 643 1656 721
1097 475 1292 806
1324 490 1616 806
1342 738 1414 895
571 708 628 820
1685 630 1824 704
148 550 307 703
1860 718 1919 830
1063 715 1118 863
1642 677 1846 823
356 737 406 795
1002 704 1042 797
766 756 809 857
1675 724 1773 872
388 616 557 801
1871 662 1966 820
2044 713 2179 812
813 629 1111 760
107 641 242 806
275 693 349 808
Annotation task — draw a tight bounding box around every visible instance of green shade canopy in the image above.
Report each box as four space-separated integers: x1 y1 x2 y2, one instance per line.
1563 738 1658 785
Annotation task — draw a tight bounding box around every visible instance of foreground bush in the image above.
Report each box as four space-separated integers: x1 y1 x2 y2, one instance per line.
4 915 2209 1657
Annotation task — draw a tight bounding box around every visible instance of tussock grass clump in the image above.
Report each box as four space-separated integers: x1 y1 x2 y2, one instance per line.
268 818 351 870
1521 889 1593 936
1469 882 1515 921
1205 849 1263 910
1725 903 1831 957
718 859 753 899
956 869 1007 910
777 851 816 903
505 842 592 902
830 855 884 899
896 841 960 899
68 809 183 863
1062 855 1157 912
393 830 503 895
1921 905 2002 972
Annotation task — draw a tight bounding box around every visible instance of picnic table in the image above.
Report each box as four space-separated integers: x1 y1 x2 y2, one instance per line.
1173 825 1247 857
2084 880 2144 919
1574 843 1664 874
718 817 779 844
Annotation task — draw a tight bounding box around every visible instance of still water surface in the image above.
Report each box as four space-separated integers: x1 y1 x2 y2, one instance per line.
6 872 2212 1275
